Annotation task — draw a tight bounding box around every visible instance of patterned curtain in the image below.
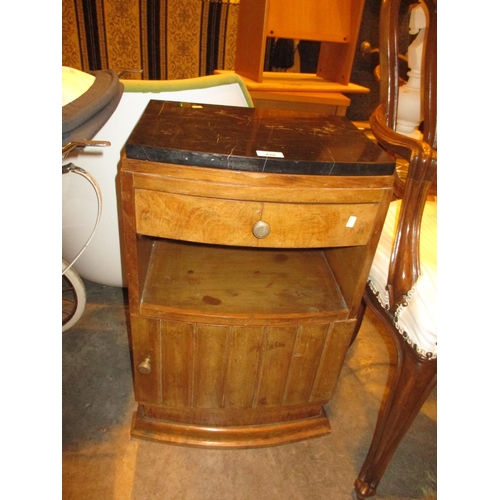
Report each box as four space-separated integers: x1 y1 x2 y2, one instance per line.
62 0 240 80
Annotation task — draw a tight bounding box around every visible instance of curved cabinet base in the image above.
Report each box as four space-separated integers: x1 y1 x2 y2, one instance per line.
131 407 331 448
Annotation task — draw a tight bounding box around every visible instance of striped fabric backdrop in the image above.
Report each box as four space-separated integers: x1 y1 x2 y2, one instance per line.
62 0 240 80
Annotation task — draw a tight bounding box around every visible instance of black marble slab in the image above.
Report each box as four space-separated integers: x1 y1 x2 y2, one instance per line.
125 100 395 176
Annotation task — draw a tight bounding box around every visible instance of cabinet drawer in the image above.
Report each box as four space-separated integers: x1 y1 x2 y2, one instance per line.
135 189 378 248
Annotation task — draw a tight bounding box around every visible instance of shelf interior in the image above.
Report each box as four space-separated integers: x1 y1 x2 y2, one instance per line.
140 239 348 320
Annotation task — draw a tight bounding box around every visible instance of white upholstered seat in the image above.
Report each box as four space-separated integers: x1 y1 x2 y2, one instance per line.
368 197 437 359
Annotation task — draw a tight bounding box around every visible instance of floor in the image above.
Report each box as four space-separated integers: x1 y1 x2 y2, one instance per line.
62 278 437 500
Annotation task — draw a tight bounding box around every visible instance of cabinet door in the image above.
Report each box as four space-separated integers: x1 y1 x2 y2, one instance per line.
131 316 356 410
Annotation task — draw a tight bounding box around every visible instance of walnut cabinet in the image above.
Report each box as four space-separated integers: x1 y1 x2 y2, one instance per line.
118 101 395 448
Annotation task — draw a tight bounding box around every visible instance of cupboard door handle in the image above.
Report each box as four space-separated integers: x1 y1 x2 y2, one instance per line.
137 356 152 375
252 221 271 239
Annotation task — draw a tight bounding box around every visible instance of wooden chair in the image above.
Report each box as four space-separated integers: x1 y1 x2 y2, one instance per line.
353 0 437 498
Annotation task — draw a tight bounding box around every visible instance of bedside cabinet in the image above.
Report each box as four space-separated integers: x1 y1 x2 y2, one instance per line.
118 101 395 448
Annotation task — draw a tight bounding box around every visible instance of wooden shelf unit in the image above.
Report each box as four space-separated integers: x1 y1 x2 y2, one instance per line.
234 0 366 85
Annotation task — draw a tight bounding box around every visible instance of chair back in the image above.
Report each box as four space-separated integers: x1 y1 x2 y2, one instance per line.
369 0 437 311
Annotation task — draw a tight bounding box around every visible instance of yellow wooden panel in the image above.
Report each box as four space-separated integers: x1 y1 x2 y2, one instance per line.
193 324 230 408
283 323 330 405
161 320 194 407
266 0 351 42
310 319 356 400
223 327 263 408
255 326 297 406
234 0 268 82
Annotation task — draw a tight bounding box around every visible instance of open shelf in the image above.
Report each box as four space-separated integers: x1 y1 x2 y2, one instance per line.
140 239 348 323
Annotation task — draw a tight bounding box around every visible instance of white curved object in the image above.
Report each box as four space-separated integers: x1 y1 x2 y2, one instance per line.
62 72 253 287
62 66 95 106
368 199 437 359
396 2 426 140
62 259 87 332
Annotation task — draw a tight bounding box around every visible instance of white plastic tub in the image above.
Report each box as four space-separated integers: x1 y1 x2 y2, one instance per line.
62 71 253 287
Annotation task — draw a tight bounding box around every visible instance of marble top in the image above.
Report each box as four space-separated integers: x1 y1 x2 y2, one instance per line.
125 100 395 176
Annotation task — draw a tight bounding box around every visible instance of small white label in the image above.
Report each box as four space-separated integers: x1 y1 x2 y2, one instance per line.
256 150 284 158
346 216 357 228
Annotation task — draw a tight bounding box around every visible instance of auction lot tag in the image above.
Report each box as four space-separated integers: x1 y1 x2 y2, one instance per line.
256 150 284 158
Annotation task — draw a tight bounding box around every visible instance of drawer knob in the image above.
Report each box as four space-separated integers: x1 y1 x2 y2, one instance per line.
137 356 152 375
252 221 271 239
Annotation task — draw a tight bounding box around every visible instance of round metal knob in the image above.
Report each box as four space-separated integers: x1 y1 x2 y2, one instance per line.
137 356 151 375
252 220 271 239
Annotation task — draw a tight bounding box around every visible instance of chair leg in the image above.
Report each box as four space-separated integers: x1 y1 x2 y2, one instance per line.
354 292 437 499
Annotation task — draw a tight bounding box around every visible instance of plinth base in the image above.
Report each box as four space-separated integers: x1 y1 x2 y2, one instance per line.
131 407 331 448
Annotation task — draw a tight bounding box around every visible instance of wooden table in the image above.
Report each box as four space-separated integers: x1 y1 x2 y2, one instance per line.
249 90 352 116
214 70 368 116
119 101 395 448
